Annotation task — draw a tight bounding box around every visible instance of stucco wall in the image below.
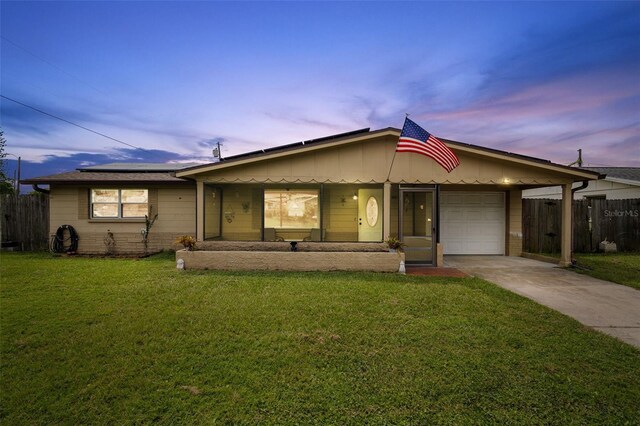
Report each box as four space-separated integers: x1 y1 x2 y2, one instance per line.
49 184 196 254
176 249 402 272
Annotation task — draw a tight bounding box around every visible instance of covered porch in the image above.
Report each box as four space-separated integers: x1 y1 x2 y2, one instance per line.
176 127 601 268
191 182 531 267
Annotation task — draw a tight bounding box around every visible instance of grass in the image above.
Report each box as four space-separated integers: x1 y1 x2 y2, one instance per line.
1 252 639 424
537 252 640 290
572 253 640 290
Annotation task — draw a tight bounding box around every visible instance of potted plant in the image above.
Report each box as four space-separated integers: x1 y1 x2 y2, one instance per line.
175 235 197 251
384 236 404 253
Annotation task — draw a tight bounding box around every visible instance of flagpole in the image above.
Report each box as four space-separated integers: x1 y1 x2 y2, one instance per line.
386 113 408 182
385 149 398 182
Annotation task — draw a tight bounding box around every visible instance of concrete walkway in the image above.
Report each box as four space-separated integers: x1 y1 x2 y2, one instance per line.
445 256 640 349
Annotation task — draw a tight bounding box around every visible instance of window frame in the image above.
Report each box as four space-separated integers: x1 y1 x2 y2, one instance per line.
263 188 320 229
90 188 149 219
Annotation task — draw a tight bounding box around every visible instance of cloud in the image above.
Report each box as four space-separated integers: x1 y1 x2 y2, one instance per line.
476 5 640 101
16 147 213 182
0 97 97 136
196 137 225 149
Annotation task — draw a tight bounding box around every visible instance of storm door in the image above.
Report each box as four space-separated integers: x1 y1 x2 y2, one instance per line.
399 188 435 264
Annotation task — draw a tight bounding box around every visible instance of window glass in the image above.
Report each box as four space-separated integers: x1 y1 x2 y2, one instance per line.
92 189 118 202
122 189 148 203
264 190 319 228
122 203 148 218
93 203 119 218
91 189 148 219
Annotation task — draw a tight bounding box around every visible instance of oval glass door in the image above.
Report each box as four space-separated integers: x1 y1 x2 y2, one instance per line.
358 189 383 241
366 196 378 227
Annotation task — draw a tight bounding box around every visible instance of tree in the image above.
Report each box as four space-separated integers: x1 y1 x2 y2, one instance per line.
0 129 15 194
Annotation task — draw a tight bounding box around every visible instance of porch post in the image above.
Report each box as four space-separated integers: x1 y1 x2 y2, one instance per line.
559 182 572 267
196 180 204 241
383 182 391 240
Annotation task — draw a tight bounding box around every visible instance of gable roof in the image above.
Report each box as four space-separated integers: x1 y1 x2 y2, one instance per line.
23 128 605 185
78 162 201 172
582 167 640 186
22 162 198 185
21 170 191 185
176 127 602 181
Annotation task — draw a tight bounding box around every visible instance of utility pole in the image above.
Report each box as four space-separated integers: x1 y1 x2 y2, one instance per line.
6 153 21 195
212 141 223 161
16 156 21 195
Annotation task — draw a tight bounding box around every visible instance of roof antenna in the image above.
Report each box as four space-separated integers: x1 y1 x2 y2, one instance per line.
568 148 582 167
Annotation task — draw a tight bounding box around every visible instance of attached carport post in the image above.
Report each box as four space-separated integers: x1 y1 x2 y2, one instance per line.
559 182 572 267
196 180 204 241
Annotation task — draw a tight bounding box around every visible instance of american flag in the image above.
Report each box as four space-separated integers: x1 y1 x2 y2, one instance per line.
396 117 460 173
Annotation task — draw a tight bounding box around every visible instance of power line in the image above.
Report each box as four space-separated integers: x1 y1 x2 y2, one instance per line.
0 95 142 150
0 36 107 95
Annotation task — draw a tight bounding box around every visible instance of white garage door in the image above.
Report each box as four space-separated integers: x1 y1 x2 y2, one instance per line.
440 192 505 255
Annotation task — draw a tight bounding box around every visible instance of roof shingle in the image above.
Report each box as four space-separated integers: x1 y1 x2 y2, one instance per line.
21 171 192 184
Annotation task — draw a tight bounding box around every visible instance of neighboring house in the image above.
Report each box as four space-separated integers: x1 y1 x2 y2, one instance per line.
23 128 600 266
523 167 640 200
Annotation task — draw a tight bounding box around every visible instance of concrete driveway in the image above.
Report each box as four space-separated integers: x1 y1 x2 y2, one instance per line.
445 256 640 349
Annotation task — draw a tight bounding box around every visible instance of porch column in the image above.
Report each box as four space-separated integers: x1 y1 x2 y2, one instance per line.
196 180 204 241
559 182 572 267
383 182 391 240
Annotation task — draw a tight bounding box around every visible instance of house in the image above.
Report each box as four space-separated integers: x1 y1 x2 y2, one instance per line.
23 127 601 267
523 167 640 200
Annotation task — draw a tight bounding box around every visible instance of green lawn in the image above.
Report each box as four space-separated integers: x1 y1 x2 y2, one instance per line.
1 252 639 424
572 253 640 290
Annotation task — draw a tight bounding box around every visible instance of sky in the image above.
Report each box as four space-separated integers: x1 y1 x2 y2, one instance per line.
1 1 639 185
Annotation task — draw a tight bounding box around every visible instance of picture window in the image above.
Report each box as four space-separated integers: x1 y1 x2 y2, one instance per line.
91 189 148 218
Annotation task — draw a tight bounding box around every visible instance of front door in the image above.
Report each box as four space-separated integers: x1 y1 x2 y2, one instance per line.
400 189 435 264
358 188 383 241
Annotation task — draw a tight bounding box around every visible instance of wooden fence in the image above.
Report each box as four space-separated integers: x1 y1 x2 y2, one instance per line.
523 198 640 253
0 194 50 251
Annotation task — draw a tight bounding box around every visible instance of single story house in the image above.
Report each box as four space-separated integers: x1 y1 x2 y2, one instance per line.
523 167 640 200
23 127 601 266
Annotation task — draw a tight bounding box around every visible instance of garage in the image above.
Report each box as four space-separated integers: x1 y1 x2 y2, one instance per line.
440 192 505 255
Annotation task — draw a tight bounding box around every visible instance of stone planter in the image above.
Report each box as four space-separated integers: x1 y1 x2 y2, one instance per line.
176 249 402 272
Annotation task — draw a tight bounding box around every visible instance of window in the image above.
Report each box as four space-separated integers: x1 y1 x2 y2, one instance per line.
91 189 148 218
264 189 319 228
